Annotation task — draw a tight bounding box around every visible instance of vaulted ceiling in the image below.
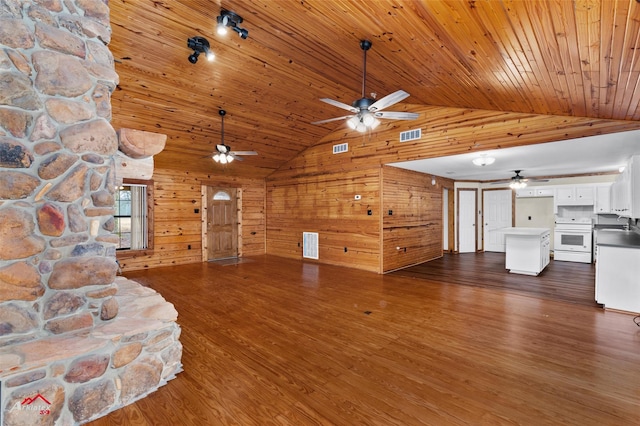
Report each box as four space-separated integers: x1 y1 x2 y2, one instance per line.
109 0 640 179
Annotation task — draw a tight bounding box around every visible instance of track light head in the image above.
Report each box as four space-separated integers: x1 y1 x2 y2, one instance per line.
232 26 249 39
216 9 249 39
187 36 213 64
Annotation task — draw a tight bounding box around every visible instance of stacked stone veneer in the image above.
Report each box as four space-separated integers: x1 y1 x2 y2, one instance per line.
0 1 182 424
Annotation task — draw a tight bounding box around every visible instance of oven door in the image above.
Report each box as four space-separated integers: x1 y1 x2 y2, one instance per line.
554 229 592 252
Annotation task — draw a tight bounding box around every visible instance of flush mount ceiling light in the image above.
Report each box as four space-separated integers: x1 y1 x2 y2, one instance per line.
216 9 248 39
187 36 214 63
472 155 496 166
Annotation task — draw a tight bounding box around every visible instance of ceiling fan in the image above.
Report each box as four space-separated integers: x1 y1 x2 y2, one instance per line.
492 170 549 188
311 40 419 132
211 109 258 163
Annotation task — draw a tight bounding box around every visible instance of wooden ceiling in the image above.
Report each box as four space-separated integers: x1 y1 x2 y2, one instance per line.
109 0 640 179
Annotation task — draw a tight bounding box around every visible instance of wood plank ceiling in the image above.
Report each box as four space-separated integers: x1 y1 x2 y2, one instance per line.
109 0 640 179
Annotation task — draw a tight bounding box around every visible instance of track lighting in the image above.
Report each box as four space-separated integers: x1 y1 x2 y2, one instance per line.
187 36 214 64
216 9 249 39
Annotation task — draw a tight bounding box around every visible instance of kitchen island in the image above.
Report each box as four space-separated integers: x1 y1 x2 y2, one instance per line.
595 229 640 313
500 227 551 276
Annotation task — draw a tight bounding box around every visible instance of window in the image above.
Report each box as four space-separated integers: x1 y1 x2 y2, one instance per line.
114 179 153 252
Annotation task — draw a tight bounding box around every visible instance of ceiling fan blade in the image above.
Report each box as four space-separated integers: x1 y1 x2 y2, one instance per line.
319 98 358 113
230 151 258 156
368 90 410 112
230 154 243 161
311 115 354 125
374 111 419 120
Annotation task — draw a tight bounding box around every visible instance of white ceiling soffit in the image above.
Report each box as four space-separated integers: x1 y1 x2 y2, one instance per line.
389 129 640 182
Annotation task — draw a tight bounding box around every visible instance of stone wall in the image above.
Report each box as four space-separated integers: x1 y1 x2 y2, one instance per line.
0 1 182 424
1 0 119 344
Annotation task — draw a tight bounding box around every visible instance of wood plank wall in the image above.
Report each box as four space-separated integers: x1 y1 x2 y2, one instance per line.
381 166 444 272
117 168 265 272
266 168 382 273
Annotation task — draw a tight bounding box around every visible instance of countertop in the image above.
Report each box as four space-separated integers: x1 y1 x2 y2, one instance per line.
596 229 640 249
499 227 550 236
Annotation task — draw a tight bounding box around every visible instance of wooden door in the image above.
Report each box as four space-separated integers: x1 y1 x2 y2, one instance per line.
207 187 238 260
458 189 477 253
483 189 512 252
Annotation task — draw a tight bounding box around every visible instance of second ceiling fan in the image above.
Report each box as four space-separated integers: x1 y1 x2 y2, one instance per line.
212 109 258 164
312 40 419 132
492 170 549 188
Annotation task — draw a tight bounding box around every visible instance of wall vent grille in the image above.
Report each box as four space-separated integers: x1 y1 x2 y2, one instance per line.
333 143 349 154
303 232 319 259
400 128 422 142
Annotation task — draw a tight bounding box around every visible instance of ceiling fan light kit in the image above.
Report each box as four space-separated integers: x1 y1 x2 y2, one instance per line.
312 40 419 132
508 170 528 189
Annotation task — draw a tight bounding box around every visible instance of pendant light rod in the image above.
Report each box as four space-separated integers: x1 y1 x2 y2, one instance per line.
219 109 226 145
360 40 372 99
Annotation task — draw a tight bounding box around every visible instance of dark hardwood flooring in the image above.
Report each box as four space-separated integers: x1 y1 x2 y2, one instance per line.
89 254 640 425
392 252 599 307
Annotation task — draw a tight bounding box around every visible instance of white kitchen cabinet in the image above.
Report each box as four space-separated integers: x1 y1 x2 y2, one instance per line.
535 187 554 197
594 183 612 214
555 186 594 205
611 155 640 218
502 227 551 275
596 244 640 314
515 188 536 198
515 186 554 198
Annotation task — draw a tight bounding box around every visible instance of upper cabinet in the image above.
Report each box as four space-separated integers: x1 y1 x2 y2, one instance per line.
594 183 612 214
515 186 554 198
611 155 640 218
555 186 594 205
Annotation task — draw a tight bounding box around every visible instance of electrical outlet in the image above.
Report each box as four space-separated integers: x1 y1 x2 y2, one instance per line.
187 245 191 250
194 208 199 213
388 210 393 215
344 247 348 252
367 209 372 215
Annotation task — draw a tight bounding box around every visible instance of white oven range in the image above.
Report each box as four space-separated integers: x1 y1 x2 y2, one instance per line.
554 217 593 263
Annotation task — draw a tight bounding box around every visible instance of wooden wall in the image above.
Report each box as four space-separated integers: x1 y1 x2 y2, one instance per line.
117 168 265 272
381 166 444 272
266 168 382 273
265 164 449 274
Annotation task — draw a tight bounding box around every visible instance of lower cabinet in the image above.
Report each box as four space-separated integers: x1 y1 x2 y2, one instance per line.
504 229 550 276
595 245 640 313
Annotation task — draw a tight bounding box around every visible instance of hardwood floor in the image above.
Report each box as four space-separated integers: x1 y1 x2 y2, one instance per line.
392 252 599 307
89 254 640 425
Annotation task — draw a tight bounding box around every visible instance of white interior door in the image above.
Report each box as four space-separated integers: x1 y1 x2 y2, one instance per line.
483 189 512 252
459 190 477 253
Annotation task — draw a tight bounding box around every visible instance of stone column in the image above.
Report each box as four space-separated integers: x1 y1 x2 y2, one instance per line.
0 0 120 345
